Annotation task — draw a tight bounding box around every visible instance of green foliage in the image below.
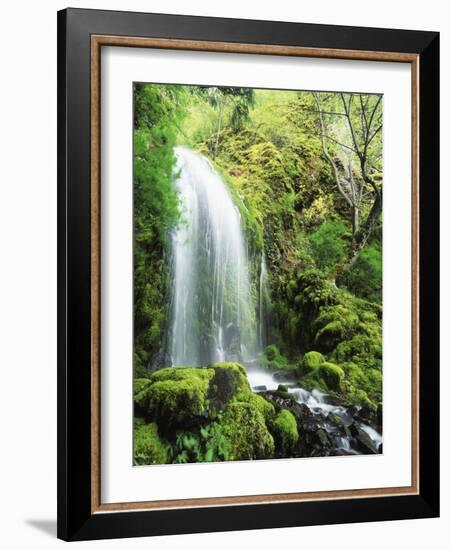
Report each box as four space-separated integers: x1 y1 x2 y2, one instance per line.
308 219 349 273
133 83 188 372
257 344 291 370
272 409 299 452
339 243 382 303
170 425 231 463
199 423 231 462
134 423 170 465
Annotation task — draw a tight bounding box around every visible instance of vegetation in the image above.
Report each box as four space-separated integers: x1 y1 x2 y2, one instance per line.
133 83 383 463
134 364 276 463
272 409 299 452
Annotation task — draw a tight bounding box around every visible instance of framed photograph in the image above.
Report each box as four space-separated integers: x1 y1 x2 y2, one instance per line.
57 8 439 541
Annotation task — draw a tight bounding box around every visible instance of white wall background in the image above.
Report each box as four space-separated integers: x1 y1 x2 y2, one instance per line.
0 0 447 548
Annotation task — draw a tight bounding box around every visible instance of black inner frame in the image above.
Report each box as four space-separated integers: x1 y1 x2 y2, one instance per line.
57 8 439 541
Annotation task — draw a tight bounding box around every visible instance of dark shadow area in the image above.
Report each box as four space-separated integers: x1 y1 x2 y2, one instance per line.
25 519 57 538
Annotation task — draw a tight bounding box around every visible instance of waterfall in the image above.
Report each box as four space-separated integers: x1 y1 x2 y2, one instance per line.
259 252 268 348
170 147 256 366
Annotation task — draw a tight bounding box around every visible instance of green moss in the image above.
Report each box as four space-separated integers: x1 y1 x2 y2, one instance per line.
219 402 274 460
339 362 380 409
333 333 382 369
265 345 279 361
133 378 153 414
272 409 299 452
134 423 169 465
248 392 275 423
319 362 344 391
298 351 325 375
314 305 359 352
145 367 215 428
135 363 277 446
213 362 250 400
257 344 290 370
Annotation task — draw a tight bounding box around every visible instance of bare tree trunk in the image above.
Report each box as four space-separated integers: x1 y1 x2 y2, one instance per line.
352 206 360 240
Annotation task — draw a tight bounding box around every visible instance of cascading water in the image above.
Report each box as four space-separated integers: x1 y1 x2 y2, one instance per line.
258 252 269 349
170 147 257 366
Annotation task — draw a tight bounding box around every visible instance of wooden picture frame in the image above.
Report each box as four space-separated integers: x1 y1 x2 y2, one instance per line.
57 7 439 541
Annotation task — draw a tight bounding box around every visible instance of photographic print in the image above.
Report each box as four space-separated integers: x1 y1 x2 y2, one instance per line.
133 83 383 466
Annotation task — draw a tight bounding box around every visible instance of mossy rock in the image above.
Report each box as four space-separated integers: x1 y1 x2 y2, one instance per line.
298 351 325 375
134 423 169 465
142 367 215 429
272 409 299 452
333 333 382 369
248 392 275 423
135 363 271 432
208 362 249 413
319 362 344 391
219 402 274 460
340 362 382 407
314 305 359 352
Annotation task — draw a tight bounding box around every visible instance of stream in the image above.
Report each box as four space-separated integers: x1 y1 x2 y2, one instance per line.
246 364 382 456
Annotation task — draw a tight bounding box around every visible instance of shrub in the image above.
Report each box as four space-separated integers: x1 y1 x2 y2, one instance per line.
308 219 349 273
134 423 169 465
339 244 382 303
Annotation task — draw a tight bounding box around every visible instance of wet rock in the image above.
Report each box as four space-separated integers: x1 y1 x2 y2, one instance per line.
356 405 377 426
224 323 242 362
253 385 267 392
291 402 311 421
315 428 331 448
344 425 353 438
207 364 240 412
273 369 297 383
327 412 342 427
377 403 383 429
350 423 380 454
147 349 172 373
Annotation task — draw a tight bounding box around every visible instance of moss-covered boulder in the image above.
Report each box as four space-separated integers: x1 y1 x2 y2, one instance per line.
219 402 274 460
298 351 325 375
272 409 299 452
134 422 169 465
313 305 359 352
139 367 214 428
135 363 252 430
319 362 344 391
